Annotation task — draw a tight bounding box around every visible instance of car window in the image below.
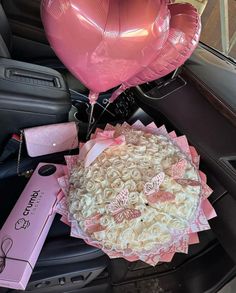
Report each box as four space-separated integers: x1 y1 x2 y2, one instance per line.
201 0 236 60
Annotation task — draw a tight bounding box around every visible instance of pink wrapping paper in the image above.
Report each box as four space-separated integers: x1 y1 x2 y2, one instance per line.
55 122 216 266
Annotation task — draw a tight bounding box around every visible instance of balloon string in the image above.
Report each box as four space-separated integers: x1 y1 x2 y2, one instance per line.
87 102 111 138
87 92 99 140
110 84 128 103
86 84 127 138
88 92 99 105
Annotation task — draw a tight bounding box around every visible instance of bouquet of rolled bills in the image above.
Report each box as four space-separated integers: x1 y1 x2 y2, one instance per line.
56 121 216 266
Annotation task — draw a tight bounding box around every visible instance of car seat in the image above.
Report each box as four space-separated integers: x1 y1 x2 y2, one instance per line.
0 3 88 95
0 3 110 292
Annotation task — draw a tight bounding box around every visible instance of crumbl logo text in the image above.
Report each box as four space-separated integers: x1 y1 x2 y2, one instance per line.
23 190 42 216
14 190 43 231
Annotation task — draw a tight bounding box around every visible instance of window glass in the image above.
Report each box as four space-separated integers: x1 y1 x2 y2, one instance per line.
201 0 236 59
172 0 236 59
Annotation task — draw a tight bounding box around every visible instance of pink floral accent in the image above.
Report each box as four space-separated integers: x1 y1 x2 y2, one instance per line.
108 189 129 212
171 159 202 188
83 213 105 234
175 179 201 187
147 191 175 204
108 189 141 224
144 173 175 204
158 191 175 202
114 209 142 224
171 159 187 179
144 172 165 196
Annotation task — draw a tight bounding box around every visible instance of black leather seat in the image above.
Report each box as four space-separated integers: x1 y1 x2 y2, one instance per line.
0 4 11 58
0 4 108 290
0 3 88 95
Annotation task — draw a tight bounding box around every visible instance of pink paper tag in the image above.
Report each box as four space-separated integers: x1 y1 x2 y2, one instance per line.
188 233 200 245
65 155 79 173
189 205 211 233
201 199 217 220
159 252 175 262
132 120 146 130
158 125 168 135
58 176 69 196
169 131 177 139
189 146 200 168
173 136 190 155
60 216 71 226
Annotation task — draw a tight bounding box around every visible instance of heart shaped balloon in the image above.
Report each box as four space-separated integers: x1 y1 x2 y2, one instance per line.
41 0 170 103
110 3 201 102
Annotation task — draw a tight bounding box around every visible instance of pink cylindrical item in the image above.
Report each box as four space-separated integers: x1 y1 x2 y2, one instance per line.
110 3 201 103
41 0 170 103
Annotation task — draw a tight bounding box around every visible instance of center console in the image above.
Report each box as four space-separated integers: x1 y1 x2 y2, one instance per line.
0 58 71 147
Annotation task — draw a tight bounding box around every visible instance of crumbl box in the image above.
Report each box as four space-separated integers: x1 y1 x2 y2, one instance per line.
0 163 64 290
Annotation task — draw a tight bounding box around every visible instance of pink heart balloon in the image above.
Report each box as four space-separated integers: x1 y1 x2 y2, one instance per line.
110 3 201 102
41 0 170 103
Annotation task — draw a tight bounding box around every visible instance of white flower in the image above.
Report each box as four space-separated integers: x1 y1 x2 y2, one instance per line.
103 241 114 250
101 160 111 169
69 200 80 213
169 219 186 230
142 160 151 168
143 168 156 179
92 170 105 182
103 188 116 199
133 145 146 154
106 167 121 180
100 215 112 227
81 207 96 218
86 181 100 193
106 230 116 241
122 169 132 181
126 160 137 169
175 192 186 203
112 159 124 171
73 213 81 221
97 153 107 163
159 232 172 244
124 179 136 191
136 181 145 192
129 192 140 204
120 228 135 244
94 231 106 241
111 178 125 190
73 180 81 188
120 154 130 160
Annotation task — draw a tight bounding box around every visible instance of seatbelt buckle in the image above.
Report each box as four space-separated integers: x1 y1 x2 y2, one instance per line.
0 134 21 163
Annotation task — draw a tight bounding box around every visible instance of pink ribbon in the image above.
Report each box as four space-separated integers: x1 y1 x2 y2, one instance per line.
79 131 126 167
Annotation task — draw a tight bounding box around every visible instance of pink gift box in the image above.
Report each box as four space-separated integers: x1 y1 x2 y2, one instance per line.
0 163 64 290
